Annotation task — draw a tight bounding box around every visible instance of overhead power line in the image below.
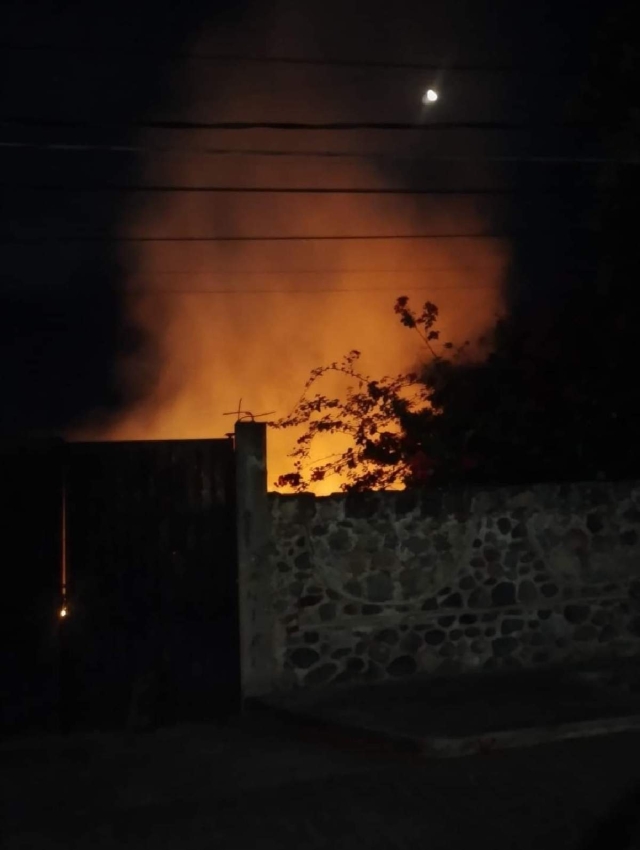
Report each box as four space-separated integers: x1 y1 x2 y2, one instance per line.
14 143 640 164
0 230 595 247
0 231 593 245
1 265 592 276
145 267 507 275
3 140 633 164
128 283 497 295
0 117 599 133
1 276 592 297
0 284 496 304
0 43 576 74
0 183 607 196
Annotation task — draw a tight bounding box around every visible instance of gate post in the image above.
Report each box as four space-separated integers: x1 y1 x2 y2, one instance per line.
235 422 274 702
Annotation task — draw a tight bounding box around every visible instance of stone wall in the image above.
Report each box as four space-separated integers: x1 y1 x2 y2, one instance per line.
265 482 640 691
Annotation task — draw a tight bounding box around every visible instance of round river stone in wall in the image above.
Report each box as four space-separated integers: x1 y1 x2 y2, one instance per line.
304 663 338 686
469 588 491 608
564 604 590 624
492 637 518 657
328 528 352 552
366 573 394 602
497 517 512 534
299 594 323 607
424 630 446 646
492 582 516 606
319 603 337 622
294 553 311 570
369 642 392 664
400 631 423 652
331 648 351 659
518 580 538 605
443 593 463 608
290 648 320 669
574 625 598 641
387 656 417 677
377 628 400 645
586 512 604 533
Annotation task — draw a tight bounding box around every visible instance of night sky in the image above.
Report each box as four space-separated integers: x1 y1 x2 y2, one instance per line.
0 0 615 438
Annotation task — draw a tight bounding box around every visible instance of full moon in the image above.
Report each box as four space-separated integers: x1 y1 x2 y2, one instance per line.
422 88 438 104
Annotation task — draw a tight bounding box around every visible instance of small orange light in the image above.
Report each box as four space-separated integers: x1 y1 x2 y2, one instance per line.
59 606 68 618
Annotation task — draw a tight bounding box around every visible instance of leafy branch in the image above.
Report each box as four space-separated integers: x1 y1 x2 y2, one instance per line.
272 297 463 492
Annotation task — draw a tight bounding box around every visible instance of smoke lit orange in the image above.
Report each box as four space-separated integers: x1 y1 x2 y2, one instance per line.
71 31 507 494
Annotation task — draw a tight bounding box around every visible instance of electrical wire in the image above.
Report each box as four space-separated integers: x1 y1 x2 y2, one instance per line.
2 140 631 164
1 265 593 279
145 267 510 275
1 275 591 298
0 183 602 195
127 284 496 294
0 43 578 74
0 230 593 244
0 117 599 132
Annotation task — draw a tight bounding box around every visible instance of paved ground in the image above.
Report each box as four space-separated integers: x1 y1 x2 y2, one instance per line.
262 665 640 755
3 711 640 849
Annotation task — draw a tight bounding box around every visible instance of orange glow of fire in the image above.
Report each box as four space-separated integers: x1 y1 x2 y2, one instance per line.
70 38 508 495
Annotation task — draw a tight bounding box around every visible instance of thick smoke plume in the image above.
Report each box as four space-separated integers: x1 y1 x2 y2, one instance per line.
75 3 507 492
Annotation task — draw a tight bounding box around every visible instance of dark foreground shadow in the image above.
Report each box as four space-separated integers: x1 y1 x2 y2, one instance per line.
578 784 640 850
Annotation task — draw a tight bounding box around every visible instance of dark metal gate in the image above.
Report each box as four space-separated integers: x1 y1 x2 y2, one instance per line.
0 441 64 733
2 438 239 735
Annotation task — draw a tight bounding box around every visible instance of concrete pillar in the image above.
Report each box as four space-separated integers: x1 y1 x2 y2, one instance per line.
235 422 274 702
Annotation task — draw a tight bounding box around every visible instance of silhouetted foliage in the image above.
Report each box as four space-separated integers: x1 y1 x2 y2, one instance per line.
272 297 473 492
274 281 640 492
275 7 640 493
